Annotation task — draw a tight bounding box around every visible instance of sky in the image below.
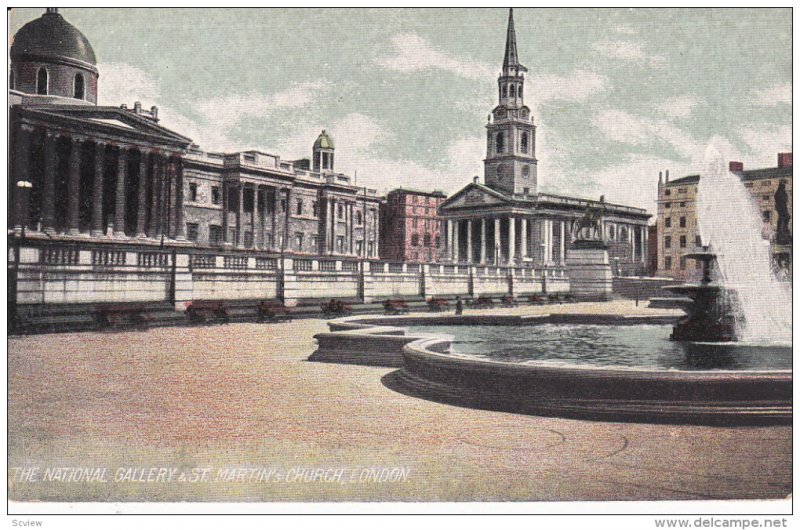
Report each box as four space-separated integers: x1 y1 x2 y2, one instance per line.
9 8 792 213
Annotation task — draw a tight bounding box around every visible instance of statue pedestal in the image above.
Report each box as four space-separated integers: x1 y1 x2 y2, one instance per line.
566 240 612 301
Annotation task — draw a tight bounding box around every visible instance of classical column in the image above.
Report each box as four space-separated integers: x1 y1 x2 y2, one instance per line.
452 220 460 263
252 186 260 248
155 156 167 239
168 158 178 238
90 141 105 237
480 218 487 264
113 145 128 237
236 184 244 247
466 219 473 263
175 158 186 241
641 226 647 264
494 217 501 264
630 225 636 261
520 217 528 259
324 197 332 254
284 188 292 251
149 153 160 237
446 219 453 261
41 130 57 234
135 150 148 237
66 136 82 235
221 184 229 245
271 187 278 249
508 217 516 265
13 124 32 192
560 220 566 264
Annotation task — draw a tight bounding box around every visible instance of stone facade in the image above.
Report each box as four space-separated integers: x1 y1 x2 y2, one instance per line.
380 189 447 263
655 156 793 280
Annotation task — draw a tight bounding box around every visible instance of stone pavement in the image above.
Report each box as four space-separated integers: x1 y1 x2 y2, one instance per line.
8 301 791 502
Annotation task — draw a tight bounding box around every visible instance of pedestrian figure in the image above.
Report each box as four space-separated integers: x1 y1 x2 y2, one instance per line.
455 296 463 315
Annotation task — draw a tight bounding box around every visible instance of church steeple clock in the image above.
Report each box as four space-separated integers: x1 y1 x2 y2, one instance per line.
484 8 537 196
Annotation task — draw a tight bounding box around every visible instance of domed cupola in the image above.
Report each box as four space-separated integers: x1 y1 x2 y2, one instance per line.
10 8 99 104
312 129 335 172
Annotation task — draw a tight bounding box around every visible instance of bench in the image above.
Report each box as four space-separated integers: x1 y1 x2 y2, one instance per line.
528 294 547 305
427 298 450 312
470 296 495 309
94 304 152 329
186 300 230 324
501 295 517 307
321 300 353 317
257 301 293 322
383 299 410 315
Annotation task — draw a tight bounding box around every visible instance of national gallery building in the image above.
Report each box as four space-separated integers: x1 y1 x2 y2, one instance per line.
439 10 650 272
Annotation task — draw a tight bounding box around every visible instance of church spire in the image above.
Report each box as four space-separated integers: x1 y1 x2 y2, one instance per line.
502 8 526 72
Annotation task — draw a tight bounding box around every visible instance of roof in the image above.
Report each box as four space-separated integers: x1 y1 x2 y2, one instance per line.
11 9 97 71
665 165 792 187
388 188 446 198
313 130 334 150
502 8 527 72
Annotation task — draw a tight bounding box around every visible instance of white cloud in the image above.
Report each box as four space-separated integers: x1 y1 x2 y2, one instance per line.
531 69 608 104
594 108 699 158
736 124 792 166
97 62 161 105
376 33 495 81
613 24 638 36
591 39 666 67
750 83 791 106
658 95 699 120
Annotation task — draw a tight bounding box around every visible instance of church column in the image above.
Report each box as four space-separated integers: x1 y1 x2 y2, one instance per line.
156 155 167 240
90 141 105 237
175 158 186 240
284 188 292 251
520 217 528 259
236 184 244 248
466 219 473 263
114 145 128 237
135 150 148 237
148 153 160 238
453 220 460 262
253 186 261 248
446 220 454 261
494 218 501 264
480 218 487 264
641 226 647 264
324 197 332 254
508 217 516 265
249 186 256 248
13 125 33 231
66 136 82 235
41 130 57 234
221 183 229 245
630 225 636 261
560 220 566 264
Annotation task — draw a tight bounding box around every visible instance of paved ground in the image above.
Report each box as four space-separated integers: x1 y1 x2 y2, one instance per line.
8 301 792 502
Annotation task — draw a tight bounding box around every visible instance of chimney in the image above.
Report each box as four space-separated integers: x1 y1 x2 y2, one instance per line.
473 176 479 183
134 101 142 113
150 105 159 120
665 169 669 183
778 152 793 168
729 161 744 172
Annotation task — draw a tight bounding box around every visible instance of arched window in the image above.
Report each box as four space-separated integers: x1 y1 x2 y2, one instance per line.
36 67 48 95
503 85 508 98
495 132 504 154
9 69 14 90
510 84 516 98
411 234 419 247
521 132 528 153
74 73 85 100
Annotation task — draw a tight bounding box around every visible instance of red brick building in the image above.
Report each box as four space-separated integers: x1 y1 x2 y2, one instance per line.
380 189 447 263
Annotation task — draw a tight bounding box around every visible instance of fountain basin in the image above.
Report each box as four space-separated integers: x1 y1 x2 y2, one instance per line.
313 314 792 425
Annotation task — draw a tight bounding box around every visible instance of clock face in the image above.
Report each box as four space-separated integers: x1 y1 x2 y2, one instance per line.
497 163 513 181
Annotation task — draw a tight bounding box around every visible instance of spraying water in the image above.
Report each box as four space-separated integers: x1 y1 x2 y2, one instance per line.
696 144 792 344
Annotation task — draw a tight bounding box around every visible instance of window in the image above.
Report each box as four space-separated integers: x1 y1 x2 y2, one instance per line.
211 186 221 205
280 198 287 212
295 233 303 250
338 204 344 219
680 257 687 270
665 189 671 196
495 132 504 153
336 236 344 252
696 235 702 246
310 235 318 250
510 84 516 98
368 241 374 257
424 233 432 247
664 236 671 249
680 235 687 248
679 202 686 207
186 223 199 242
189 183 198 202
74 73 85 100
664 202 671 209
521 132 528 153
518 85 523 99
411 234 419 246
356 211 363 225
244 231 253 248
745 183 754 189
296 199 303 215
312 201 319 217
36 67 48 95
678 188 687 194
762 194 771 202
763 211 772 222
679 216 686 228
355 240 363 255
209 225 223 246
264 233 273 248
664 256 672 270
435 236 441 248
664 217 671 228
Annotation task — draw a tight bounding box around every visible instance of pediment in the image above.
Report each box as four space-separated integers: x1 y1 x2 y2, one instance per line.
441 183 510 210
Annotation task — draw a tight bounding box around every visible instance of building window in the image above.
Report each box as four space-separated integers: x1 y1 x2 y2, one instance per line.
244 231 254 248
763 194 771 202
211 186 221 205
189 183 198 202
664 256 672 270
186 223 199 242
665 189 671 196
620 227 628 242
521 132 528 153
312 201 319 217
74 73 85 100
763 211 772 222
435 236 441 248
209 225 223 246
679 202 686 207
679 216 686 228
411 234 419 246
280 198 287 212
664 217 671 228
696 235 702 246
36 67 48 95
510 84 516 98
295 233 303 250
664 236 671 249
338 204 344 219
310 234 318 250
296 199 303 215
519 85 523 99
424 233 432 247
680 235 687 248
356 240 363 255
368 241 375 256
356 211 363 225
264 233 273 248
664 202 671 209
680 256 687 270
336 236 344 253
495 132 504 154
678 188 687 194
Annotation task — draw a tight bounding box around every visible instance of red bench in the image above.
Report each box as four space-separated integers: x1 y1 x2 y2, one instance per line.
94 304 152 328
321 300 353 317
383 299 410 315
258 301 293 322
501 295 516 307
186 301 230 324
470 296 495 309
427 298 450 312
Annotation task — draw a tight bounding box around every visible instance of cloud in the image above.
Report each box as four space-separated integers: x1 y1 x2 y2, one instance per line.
591 39 666 67
376 33 495 81
594 108 699 158
658 95 699 120
613 24 638 36
97 62 161 105
531 69 608 104
736 124 792 165
750 83 791 106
